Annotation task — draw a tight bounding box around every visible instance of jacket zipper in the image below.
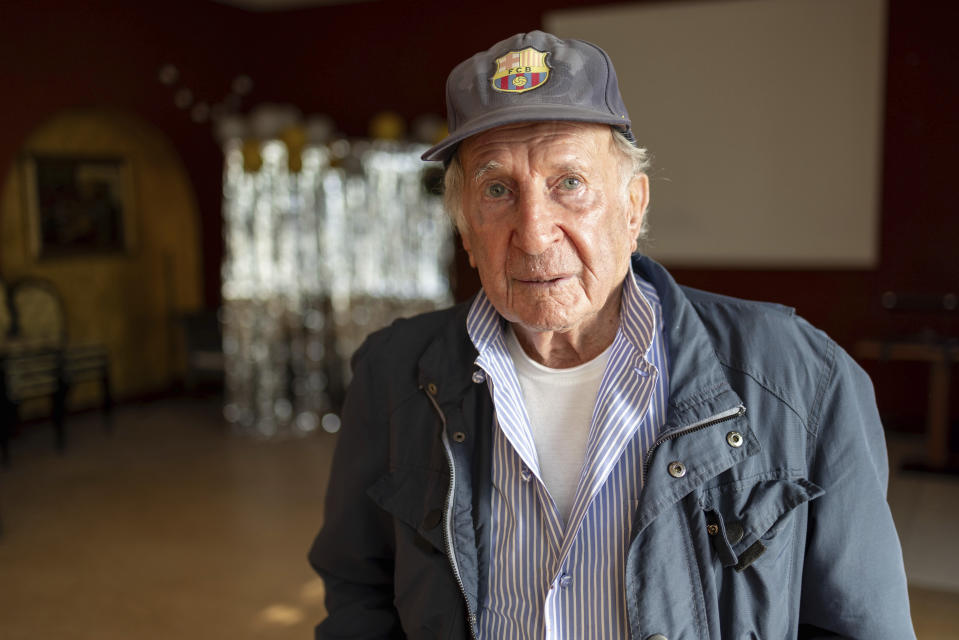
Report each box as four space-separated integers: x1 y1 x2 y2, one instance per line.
423 386 478 639
642 404 746 483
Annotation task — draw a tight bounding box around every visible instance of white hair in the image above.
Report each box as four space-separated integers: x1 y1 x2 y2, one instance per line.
442 127 651 240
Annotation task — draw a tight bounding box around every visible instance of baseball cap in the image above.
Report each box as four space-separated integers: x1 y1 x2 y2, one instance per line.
421 30 634 163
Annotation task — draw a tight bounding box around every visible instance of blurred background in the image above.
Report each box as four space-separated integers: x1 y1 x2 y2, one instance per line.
0 0 956 637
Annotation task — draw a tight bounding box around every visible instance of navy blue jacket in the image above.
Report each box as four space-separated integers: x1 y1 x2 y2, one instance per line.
309 255 915 639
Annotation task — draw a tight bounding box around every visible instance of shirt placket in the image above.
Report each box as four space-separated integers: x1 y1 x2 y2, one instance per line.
478 349 567 553
562 350 654 546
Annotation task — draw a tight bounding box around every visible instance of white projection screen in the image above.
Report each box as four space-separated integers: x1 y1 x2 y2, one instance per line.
545 0 886 268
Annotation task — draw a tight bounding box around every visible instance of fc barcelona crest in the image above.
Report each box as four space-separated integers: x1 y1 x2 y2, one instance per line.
491 47 550 93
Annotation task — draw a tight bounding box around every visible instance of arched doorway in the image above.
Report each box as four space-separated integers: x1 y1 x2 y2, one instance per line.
0 108 204 407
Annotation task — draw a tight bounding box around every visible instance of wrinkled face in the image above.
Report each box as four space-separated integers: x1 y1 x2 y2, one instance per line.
458 121 647 334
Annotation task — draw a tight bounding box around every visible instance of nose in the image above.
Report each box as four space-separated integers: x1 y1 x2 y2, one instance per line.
512 188 562 255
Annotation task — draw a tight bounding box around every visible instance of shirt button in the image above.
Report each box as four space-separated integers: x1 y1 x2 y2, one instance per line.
668 461 687 478
520 466 532 482
559 574 572 588
471 370 486 384
646 635 668 640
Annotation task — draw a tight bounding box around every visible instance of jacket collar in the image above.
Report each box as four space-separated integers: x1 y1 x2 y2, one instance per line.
417 299 481 407
632 254 744 430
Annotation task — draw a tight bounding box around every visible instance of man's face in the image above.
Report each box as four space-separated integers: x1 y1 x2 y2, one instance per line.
458 121 647 335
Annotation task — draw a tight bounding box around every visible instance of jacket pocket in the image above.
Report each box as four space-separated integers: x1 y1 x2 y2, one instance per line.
367 467 448 554
367 469 471 639
701 474 824 571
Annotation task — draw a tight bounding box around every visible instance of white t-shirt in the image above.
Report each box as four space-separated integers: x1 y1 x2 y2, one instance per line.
506 326 613 524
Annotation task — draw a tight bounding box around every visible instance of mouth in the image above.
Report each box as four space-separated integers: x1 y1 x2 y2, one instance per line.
513 275 570 287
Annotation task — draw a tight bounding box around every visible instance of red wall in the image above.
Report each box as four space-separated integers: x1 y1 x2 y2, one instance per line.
2 0 957 427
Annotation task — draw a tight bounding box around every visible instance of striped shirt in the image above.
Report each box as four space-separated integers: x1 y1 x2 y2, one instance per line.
466 270 669 639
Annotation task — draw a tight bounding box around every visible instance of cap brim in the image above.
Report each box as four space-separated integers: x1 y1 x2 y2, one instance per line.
421 104 632 162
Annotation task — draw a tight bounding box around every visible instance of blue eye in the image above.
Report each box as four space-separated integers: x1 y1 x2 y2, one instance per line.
561 176 581 190
485 183 508 198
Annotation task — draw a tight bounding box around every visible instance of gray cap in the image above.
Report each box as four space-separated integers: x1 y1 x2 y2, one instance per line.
422 30 634 163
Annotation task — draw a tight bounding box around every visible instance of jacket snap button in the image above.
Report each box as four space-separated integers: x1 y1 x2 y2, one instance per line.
646 635 668 640
726 431 744 447
726 521 745 544
427 383 438 395
706 523 719 536
667 461 686 478
452 431 467 443
422 509 442 530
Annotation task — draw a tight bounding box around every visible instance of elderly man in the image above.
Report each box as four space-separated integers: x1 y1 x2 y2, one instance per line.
309 31 914 639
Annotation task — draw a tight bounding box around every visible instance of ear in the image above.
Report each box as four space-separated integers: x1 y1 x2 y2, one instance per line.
460 232 477 268
626 173 649 252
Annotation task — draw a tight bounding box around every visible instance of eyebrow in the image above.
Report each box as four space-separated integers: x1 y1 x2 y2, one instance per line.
472 161 502 182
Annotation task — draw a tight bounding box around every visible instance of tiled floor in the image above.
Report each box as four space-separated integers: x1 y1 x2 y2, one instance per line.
1 397 957 638
0 398 333 640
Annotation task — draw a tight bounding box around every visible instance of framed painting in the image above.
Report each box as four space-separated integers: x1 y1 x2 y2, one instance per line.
22 154 136 259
